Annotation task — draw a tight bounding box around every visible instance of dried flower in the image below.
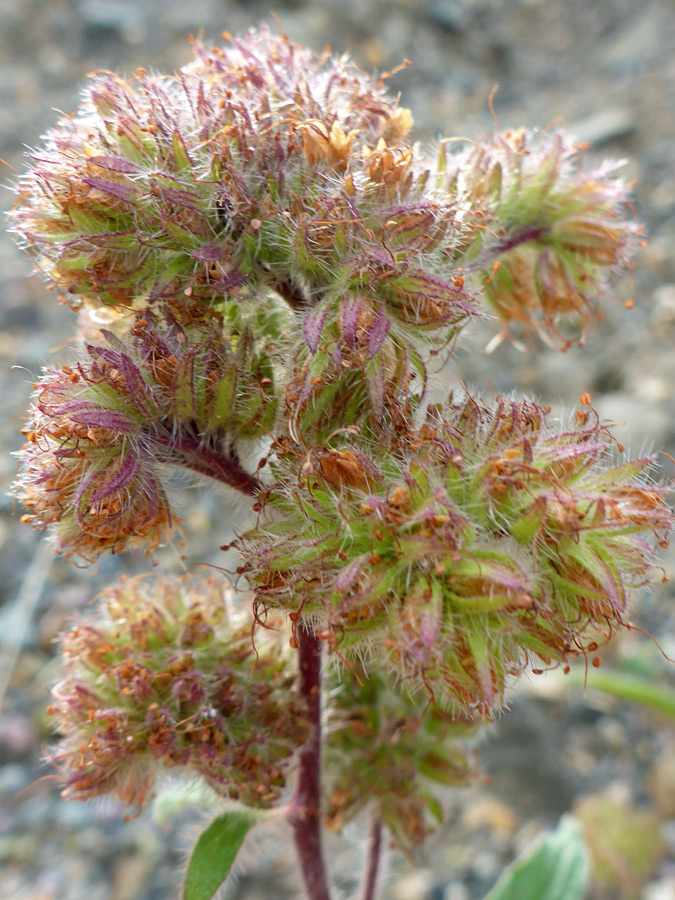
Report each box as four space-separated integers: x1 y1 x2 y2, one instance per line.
47 575 308 809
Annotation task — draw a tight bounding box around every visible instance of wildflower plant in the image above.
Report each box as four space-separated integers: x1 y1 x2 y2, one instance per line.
8 25 673 900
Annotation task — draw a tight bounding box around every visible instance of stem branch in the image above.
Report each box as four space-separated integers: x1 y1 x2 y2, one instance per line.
359 818 383 900
289 624 332 900
473 225 548 270
154 432 262 495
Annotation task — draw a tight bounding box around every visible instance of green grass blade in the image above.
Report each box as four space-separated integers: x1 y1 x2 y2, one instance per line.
568 668 675 720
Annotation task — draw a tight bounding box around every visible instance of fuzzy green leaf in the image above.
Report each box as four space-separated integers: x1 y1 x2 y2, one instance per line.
183 809 262 900
484 816 589 900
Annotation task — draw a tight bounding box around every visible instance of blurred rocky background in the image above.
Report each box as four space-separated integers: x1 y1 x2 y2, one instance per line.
1 1 675 899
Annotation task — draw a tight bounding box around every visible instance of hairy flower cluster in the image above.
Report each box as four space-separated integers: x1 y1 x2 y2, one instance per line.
8 26 670 867
47 575 308 809
324 666 477 849
17 312 278 561
240 395 672 717
11 28 643 565
9 27 472 339
443 129 640 348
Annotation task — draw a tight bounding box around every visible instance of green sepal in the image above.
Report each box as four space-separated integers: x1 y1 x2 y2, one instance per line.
510 496 548 544
175 350 199 423
205 364 238 432
172 129 194 173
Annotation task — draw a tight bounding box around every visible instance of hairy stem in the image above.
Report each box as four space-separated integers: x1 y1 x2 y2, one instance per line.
359 818 383 900
275 277 307 310
289 624 332 900
474 225 548 270
153 432 262 495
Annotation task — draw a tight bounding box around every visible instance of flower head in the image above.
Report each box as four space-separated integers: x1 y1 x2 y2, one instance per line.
47 575 308 809
324 666 477 850
239 393 672 718
16 312 270 562
9 27 476 365
443 130 640 348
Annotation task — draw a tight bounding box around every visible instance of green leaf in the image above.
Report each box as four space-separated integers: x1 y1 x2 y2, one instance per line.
567 668 675 720
183 809 262 900
484 816 589 900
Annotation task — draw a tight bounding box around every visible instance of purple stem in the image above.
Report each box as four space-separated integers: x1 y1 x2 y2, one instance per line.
473 225 548 270
492 226 548 256
359 818 383 900
153 432 262 495
288 624 332 900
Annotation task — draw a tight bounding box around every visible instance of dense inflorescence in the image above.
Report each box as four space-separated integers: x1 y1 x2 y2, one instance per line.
8 26 671 863
441 129 640 349
17 311 276 561
47 575 308 809
239 394 672 717
324 665 477 850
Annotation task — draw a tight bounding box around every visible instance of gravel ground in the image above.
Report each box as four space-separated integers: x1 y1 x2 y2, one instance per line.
1 2 675 899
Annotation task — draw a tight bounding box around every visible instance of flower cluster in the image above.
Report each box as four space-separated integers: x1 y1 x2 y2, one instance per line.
324 665 477 850
239 394 672 718
443 130 640 348
9 27 472 340
16 311 280 561
8 26 670 877
47 575 308 809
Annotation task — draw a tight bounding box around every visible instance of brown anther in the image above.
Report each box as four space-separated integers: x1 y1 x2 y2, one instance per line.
389 484 411 510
